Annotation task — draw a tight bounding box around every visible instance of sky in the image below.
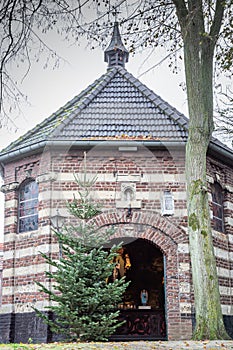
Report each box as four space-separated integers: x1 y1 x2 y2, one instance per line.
0 29 189 240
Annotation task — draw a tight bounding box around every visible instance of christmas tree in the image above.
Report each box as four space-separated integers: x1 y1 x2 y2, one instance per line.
35 157 128 341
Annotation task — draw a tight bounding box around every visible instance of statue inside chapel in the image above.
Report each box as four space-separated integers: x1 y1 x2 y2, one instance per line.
108 247 131 282
140 289 149 306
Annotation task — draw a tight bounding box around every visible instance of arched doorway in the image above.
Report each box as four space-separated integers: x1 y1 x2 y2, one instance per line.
109 237 167 340
93 210 193 340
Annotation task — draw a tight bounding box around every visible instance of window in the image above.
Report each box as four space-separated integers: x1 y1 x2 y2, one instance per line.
18 180 38 233
212 182 224 232
161 191 174 216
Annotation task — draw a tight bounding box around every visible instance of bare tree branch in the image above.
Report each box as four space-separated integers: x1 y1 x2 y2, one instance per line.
209 0 225 41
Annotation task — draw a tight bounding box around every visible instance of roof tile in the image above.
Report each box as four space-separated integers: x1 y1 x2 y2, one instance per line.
1 66 190 156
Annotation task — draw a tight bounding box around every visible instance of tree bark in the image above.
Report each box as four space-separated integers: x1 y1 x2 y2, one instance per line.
175 0 230 339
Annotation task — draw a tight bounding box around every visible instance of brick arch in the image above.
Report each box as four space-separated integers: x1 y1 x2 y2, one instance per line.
93 209 188 249
92 209 192 340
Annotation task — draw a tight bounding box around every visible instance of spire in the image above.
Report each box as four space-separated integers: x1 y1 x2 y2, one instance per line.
104 22 129 68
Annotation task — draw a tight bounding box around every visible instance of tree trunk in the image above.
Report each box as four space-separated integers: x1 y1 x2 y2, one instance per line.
183 24 229 339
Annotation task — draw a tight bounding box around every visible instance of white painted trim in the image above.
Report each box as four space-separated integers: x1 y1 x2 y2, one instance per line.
217 266 233 279
225 185 233 193
54 172 186 184
3 262 49 278
219 286 233 296
4 215 17 226
38 189 187 201
2 281 51 296
224 201 233 210
225 217 233 226
4 243 58 260
4 226 50 243
221 304 233 315
180 302 192 313
179 263 190 272
214 247 232 262
179 282 191 293
5 199 18 209
0 300 54 314
178 243 190 254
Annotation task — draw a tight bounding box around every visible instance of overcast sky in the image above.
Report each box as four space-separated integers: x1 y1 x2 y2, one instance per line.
0 31 189 239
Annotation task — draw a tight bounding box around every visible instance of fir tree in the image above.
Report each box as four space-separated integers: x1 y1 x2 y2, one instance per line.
35 159 128 341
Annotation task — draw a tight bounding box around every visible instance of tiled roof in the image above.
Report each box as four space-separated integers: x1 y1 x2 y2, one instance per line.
2 66 189 156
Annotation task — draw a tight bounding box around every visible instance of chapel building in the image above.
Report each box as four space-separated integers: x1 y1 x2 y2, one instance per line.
0 23 232 343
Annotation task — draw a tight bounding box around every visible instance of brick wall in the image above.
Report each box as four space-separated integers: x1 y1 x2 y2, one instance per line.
207 156 233 318
0 242 3 307
1 145 232 342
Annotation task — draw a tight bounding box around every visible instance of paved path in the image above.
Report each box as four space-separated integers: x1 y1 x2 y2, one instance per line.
1 340 233 349
85 340 233 349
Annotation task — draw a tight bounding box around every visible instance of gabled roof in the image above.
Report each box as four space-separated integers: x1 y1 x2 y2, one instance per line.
1 65 189 160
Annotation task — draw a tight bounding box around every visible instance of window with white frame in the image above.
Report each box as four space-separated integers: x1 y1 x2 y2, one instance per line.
161 190 174 215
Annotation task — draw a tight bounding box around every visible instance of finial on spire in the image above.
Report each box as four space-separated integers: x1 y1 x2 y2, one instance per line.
104 22 129 68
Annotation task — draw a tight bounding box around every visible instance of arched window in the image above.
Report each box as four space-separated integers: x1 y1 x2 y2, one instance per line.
18 180 38 233
212 182 224 232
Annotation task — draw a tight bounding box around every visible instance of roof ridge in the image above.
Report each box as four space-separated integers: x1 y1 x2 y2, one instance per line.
49 67 119 139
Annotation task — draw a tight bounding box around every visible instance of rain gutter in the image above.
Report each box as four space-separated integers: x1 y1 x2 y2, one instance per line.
0 138 232 165
208 140 233 166
0 140 186 164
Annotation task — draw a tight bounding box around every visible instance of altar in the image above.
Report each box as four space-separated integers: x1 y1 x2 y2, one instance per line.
111 308 166 340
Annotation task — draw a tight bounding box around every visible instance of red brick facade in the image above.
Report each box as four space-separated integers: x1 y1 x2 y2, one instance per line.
0 144 233 342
